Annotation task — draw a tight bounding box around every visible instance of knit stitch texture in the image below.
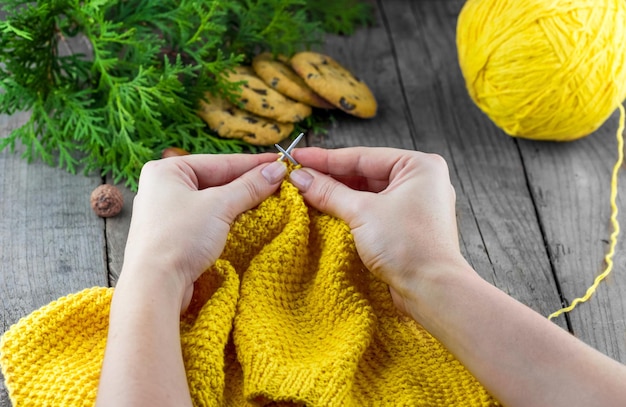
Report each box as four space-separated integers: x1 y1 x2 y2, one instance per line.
0 180 498 406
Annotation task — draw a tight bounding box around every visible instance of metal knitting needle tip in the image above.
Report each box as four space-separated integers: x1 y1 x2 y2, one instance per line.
275 144 299 165
286 132 305 153
276 132 305 163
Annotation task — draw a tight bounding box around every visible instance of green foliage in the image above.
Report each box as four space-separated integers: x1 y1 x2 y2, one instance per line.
304 0 374 35
0 0 372 190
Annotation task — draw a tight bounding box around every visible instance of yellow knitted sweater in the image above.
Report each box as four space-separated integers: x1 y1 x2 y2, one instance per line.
0 181 498 406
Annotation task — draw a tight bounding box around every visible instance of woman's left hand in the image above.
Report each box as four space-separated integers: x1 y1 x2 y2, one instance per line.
121 153 286 312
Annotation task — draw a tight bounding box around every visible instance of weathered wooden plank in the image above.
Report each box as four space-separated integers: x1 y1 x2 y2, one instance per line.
0 113 109 406
518 113 626 363
378 0 565 323
104 177 135 286
308 0 415 150
4 3 623 407
0 22 107 405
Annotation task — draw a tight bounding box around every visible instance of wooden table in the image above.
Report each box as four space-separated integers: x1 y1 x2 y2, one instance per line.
2 1 626 404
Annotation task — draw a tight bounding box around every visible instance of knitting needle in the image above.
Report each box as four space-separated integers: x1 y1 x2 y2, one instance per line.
276 132 304 162
275 144 299 165
275 132 304 165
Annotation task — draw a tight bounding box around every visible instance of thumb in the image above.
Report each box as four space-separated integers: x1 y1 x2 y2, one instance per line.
213 161 286 221
289 168 364 225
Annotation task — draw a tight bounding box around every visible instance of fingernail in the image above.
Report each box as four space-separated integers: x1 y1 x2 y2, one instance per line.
289 169 314 192
261 161 287 184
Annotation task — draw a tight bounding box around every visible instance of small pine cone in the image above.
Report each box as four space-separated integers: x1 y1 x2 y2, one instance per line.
90 184 124 218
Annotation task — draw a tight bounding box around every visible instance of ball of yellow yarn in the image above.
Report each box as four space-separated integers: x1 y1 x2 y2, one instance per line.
457 0 626 141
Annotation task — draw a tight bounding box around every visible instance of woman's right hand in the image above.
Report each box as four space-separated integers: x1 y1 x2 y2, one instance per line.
289 147 470 314
292 147 626 407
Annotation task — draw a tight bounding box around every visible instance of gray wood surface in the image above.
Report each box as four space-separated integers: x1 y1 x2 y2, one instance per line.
0 114 109 405
2 0 626 405
518 115 626 361
379 0 565 322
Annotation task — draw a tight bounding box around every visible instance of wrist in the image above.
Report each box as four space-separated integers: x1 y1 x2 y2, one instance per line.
399 258 480 328
115 260 189 313
100 262 193 407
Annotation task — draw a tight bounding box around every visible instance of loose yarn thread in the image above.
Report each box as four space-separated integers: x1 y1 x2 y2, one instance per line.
549 105 625 320
457 0 626 318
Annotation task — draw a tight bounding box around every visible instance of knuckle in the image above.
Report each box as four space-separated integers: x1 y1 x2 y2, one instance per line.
140 158 180 178
410 152 450 176
449 184 457 201
137 159 166 188
426 152 448 168
241 177 263 202
140 159 161 174
315 180 337 211
351 198 369 215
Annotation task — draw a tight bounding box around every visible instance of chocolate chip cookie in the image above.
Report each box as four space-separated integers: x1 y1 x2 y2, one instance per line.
224 66 312 122
290 52 377 118
252 53 335 109
197 93 293 146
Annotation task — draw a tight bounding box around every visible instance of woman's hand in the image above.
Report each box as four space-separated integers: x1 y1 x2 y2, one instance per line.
289 147 467 314
290 147 626 407
122 154 287 311
97 154 286 407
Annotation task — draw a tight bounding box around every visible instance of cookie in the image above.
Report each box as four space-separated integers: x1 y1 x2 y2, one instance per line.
252 53 335 109
290 51 377 118
224 66 312 123
197 93 293 146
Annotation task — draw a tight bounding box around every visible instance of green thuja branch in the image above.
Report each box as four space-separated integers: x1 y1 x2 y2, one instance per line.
0 0 373 190
304 0 374 35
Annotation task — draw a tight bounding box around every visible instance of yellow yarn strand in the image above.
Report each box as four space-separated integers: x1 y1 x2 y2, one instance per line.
549 104 626 320
457 0 626 319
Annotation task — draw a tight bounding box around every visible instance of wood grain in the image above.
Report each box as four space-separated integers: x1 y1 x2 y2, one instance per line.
104 176 135 286
0 21 105 405
378 0 565 322
0 113 108 405
308 0 415 150
518 113 626 362
2 1 626 405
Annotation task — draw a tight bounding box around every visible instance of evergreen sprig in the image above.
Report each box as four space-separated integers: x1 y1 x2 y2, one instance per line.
0 0 372 190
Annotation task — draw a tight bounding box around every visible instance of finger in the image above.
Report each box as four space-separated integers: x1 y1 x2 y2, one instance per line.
291 147 415 182
289 167 367 225
174 153 278 189
332 174 389 193
209 161 286 221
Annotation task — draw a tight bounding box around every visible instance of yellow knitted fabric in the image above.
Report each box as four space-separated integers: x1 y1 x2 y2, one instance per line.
1 181 498 406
